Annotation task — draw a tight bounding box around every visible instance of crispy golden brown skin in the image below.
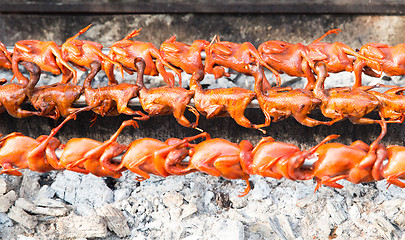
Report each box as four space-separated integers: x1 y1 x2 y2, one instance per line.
190 69 264 133
61 24 122 85
97 119 208 181
369 86 405 123
30 82 87 119
59 138 125 178
83 61 149 120
160 36 209 75
354 43 405 88
0 133 61 175
245 135 337 182
0 41 12 70
289 119 387 192
12 40 76 86
15 61 89 120
258 40 320 90
27 61 89 119
56 118 136 178
166 137 253 197
373 145 405 188
248 62 328 128
104 29 181 87
313 62 381 125
204 38 281 91
0 62 42 118
307 29 381 88
0 113 80 175
134 57 200 129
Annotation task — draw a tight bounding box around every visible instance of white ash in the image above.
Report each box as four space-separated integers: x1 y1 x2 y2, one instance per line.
35 185 56 200
17 237 39 240
8 205 38 229
2 171 405 239
95 204 131 238
15 198 68 217
56 213 108 239
18 170 41 201
50 171 114 216
0 212 13 229
34 198 66 208
0 190 17 213
0 178 7 195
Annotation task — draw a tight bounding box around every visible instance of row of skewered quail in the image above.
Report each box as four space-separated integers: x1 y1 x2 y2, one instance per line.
0 108 403 196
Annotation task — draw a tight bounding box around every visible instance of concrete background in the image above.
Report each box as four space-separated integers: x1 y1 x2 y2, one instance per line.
0 14 405 49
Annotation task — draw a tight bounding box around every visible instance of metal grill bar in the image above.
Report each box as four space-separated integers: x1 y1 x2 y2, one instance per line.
0 1 404 14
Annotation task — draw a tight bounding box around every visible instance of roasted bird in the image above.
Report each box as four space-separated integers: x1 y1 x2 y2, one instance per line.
0 62 41 118
61 24 123 85
160 36 209 74
135 57 200 129
313 62 381 125
104 29 182 87
98 119 209 180
83 61 149 120
190 69 265 133
166 137 254 197
250 62 329 127
0 41 12 70
354 43 405 88
26 62 90 119
12 40 76 86
244 135 338 181
258 40 322 90
289 117 387 191
0 113 79 175
369 86 405 123
373 145 405 188
57 117 134 178
307 29 381 88
204 37 281 91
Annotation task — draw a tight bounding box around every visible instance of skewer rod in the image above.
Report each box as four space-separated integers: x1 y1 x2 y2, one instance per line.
71 95 261 108
54 148 318 167
6 47 207 59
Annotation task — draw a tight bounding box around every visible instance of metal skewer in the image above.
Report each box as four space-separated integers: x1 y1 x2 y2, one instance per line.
54 149 123 164
6 47 207 59
71 95 261 108
54 148 319 168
